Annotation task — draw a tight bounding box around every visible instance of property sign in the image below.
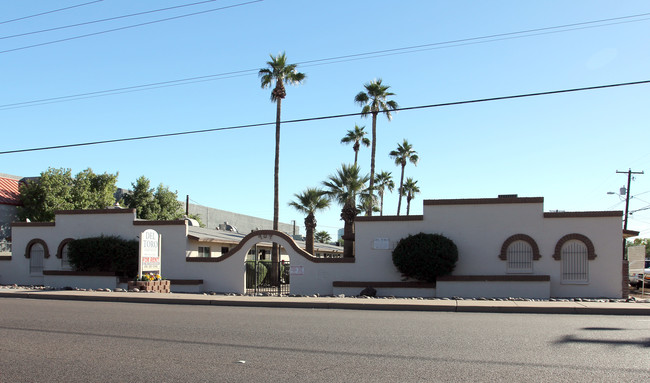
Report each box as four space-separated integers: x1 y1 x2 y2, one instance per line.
373 238 390 250
628 245 646 274
139 229 161 277
290 265 304 275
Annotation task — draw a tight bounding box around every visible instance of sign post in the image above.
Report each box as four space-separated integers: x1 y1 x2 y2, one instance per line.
139 229 162 279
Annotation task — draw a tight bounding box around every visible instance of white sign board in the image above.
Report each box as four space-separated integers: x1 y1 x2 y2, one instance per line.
290 265 304 275
139 229 161 277
628 245 646 274
373 238 390 250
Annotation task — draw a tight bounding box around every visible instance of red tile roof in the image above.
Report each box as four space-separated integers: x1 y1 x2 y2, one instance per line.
0 177 21 206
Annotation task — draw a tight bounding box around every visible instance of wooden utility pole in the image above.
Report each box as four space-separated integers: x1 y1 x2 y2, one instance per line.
616 169 644 230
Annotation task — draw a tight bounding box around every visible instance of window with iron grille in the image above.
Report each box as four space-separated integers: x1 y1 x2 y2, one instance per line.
561 240 589 283
506 240 533 273
61 243 72 271
30 243 44 275
198 246 211 257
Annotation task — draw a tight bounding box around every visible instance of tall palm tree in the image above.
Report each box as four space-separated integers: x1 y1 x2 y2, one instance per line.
340 124 370 167
374 170 394 216
259 52 306 266
389 139 419 216
354 79 398 216
288 188 330 255
402 177 420 216
322 164 369 258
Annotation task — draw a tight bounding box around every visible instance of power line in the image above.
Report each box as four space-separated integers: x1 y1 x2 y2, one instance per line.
1 79 648 155
2 10 649 110
0 0 263 54
0 1 103 25
0 0 223 40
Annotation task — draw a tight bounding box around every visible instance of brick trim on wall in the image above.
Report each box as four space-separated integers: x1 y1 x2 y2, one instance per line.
544 211 623 218
24 238 51 259
355 215 424 222
0 255 11 261
42 270 117 276
499 234 541 261
424 197 544 206
552 233 596 260
437 275 550 282
56 238 74 259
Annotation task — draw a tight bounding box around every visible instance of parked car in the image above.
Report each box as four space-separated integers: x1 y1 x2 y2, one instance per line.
630 264 650 288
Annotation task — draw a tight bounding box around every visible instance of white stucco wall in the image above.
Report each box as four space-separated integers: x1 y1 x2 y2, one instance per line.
353 197 624 298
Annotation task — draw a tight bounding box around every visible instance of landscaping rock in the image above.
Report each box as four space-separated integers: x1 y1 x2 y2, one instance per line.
359 287 377 297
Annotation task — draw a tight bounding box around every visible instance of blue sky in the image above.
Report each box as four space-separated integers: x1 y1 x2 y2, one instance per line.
2 0 649 240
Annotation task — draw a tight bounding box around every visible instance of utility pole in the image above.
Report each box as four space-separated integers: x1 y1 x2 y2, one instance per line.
616 169 644 230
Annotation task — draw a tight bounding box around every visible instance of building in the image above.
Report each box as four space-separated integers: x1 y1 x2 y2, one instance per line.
0 173 22 245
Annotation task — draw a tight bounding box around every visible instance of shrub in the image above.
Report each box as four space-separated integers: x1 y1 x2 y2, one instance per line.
392 232 458 282
245 261 268 288
67 236 139 277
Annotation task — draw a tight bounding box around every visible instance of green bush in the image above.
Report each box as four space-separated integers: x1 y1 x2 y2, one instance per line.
245 261 268 288
392 232 458 282
67 236 139 277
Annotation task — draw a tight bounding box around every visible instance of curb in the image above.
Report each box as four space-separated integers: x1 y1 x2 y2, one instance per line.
2 291 650 315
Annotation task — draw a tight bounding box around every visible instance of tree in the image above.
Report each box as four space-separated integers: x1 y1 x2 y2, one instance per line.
259 52 306 265
288 188 330 255
123 176 184 220
340 124 370 167
18 167 117 222
323 164 369 258
374 170 394 216
354 79 398 216
389 139 419 216
402 177 420 216
315 230 332 244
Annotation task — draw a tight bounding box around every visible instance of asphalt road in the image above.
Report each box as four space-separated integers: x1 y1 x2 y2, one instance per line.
1 298 649 382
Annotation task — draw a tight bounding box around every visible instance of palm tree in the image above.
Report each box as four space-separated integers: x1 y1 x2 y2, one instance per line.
288 188 330 255
259 52 306 266
314 230 332 244
354 79 398 216
402 177 420 216
389 139 419 216
374 171 394 216
322 164 369 257
340 124 370 166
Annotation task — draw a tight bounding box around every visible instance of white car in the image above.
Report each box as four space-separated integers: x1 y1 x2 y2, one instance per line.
630 267 650 288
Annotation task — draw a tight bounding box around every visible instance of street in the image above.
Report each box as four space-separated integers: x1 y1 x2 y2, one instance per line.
0 298 648 382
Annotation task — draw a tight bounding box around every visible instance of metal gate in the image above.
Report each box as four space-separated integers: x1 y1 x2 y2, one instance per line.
245 258 290 295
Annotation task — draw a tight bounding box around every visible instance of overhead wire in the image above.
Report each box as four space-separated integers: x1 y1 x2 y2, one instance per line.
0 0 263 54
0 0 223 40
0 1 103 25
2 10 649 110
1 79 649 155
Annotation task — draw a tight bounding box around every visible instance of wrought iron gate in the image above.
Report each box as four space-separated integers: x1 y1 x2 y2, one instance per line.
245 258 290 295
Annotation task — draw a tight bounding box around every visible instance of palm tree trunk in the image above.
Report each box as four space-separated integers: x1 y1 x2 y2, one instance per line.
368 112 378 216
406 195 411 215
341 201 357 258
379 189 384 216
304 214 316 255
397 164 405 215
271 97 282 283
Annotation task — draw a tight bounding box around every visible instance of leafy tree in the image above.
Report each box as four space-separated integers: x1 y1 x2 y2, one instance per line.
340 124 370 167
403 177 420 216
389 139 419 216
123 176 184 220
355 79 398 216
323 164 369 257
18 167 117 222
259 52 306 265
288 188 330 255
315 230 332 244
374 170 394 216
392 233 458 282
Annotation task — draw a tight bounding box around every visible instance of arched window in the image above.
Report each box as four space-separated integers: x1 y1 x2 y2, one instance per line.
57 239 74 271
29 243 44 275
506 240 534 273
499 234 540 273
560 240 589 283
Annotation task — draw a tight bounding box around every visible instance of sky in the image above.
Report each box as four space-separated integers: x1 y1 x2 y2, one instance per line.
1 0 650 240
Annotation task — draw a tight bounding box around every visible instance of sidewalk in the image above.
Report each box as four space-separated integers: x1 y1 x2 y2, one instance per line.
2 288 650 315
